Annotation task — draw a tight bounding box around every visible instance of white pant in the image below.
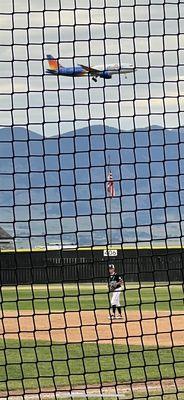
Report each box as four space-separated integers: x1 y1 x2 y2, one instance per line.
111 287 122 307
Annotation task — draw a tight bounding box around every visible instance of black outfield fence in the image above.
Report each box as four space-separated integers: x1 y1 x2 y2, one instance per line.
0 247 183 285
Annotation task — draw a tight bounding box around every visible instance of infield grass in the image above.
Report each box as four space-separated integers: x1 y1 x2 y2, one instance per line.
0 283 183 312
0 339 183 393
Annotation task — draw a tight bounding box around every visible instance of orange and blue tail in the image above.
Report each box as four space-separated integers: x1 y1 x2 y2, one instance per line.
46 54 61 71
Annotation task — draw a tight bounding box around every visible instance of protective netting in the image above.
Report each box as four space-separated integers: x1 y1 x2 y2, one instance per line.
0 0 184 399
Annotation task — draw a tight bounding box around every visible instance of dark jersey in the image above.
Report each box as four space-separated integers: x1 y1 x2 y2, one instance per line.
109 273 122 286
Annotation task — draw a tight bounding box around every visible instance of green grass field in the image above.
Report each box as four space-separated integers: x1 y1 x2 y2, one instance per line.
0 283 183 312
0 339 184 393
0 284 183 397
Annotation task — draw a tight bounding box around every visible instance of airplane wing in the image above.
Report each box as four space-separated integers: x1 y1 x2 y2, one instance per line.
79 65 101 76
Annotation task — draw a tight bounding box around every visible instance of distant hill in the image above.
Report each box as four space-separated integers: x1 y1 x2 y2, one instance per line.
0 124 182 247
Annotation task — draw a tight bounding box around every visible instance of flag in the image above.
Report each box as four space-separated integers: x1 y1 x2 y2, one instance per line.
107 171 115 197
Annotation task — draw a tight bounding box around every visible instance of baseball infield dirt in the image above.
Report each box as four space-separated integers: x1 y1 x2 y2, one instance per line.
0 309 184 347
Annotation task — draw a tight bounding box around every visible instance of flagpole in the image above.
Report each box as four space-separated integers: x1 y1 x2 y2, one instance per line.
109 194 112 247
108 156 112 247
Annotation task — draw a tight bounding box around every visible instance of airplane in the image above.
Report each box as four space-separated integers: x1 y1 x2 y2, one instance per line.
46 54 135 82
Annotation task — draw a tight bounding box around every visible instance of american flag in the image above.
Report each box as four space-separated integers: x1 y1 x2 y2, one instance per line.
107 171 115 198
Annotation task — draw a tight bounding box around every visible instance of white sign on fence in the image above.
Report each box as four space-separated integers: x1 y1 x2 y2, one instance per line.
103 249 117 257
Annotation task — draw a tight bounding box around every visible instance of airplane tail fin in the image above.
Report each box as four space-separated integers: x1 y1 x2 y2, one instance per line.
46 54 61 70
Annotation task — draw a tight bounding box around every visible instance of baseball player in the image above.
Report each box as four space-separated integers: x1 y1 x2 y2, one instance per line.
108 264 124 319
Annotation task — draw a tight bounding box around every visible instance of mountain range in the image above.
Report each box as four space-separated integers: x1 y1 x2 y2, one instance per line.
0 124 183 247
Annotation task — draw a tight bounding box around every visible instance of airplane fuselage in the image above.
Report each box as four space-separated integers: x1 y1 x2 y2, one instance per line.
46 64 134 79
50 66 89 76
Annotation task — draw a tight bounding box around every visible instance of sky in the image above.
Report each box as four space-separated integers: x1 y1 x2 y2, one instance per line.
0 0 184 135
0 0 184 248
